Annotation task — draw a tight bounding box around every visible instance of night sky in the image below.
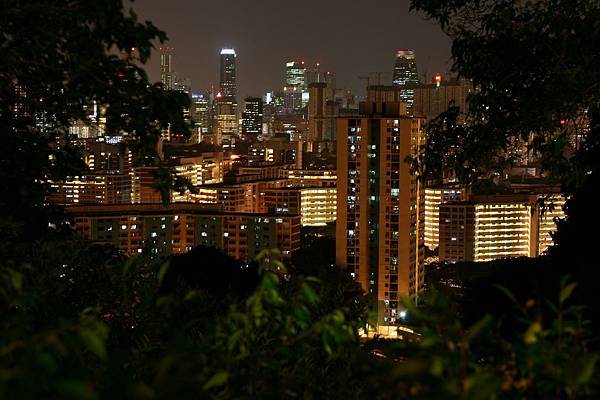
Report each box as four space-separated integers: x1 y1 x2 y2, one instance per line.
134 0 452 99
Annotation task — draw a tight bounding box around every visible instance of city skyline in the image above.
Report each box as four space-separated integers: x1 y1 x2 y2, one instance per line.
134 0 452 99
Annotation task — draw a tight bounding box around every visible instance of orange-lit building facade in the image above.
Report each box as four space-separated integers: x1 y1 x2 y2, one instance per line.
286 169 337 187
49 173 132 205
424 185 467 249
195 178 291 213
264 186 337 226
336 100 425 326
439 194 565 263
68 203 301 261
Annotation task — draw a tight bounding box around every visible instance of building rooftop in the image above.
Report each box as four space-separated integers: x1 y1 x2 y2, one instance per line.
66 203 300 219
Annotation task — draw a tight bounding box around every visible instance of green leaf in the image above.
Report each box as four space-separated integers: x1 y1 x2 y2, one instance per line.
301 283 320 305
55 380 95 400
567 353 598 387
131 383 155 399
79 329 107 359
493 284 517 304
10 270 23 291
156 295 173 308
523 322 542 344
202 371 229 390
157 260 171 284
227 330 243 353
184 290 201 301
560 282 578 304
466 315 491 342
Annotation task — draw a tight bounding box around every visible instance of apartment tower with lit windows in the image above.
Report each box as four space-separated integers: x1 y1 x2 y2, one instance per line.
336 98 425 327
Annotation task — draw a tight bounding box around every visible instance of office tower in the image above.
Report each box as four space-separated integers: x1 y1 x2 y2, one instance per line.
392 49 420 113
336 100 425 328
191 93 210 142
217 48 238 145
242 97 263 137
283 86 303 112
285 61 306 88
160 46 174 90
216 96 238 145
172 76 192 140
219 48 237 99
173 76 191 94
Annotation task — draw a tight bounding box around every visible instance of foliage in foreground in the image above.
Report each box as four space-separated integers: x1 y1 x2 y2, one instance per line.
1 238 598 399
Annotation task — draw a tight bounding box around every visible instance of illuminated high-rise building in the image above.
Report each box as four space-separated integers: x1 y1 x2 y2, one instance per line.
336 100 425 328
219 48 237 99
160 47 174 90
242 97 263 137
217 48 238 145
190 93 211 142
285 61 306 88
283 86 303 112
392 49 419 113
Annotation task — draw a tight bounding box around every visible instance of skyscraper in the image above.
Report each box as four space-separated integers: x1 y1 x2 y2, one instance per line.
219 48 237 99
336 97 425 329
392 49 419 113
242 97 263 137
285 61 306 88
160 46 174 90
217 48 238 145
307 82 327 142
191 93 211 142
284 61 307 112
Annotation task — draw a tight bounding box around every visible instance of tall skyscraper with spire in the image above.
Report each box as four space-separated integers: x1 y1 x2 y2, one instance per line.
392 49 420 113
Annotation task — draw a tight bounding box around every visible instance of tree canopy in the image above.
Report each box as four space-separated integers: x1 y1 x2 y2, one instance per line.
0 0 189 241
411 0 600 189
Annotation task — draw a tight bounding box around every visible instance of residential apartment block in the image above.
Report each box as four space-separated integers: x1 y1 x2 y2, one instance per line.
68 203 301 261
336 98 425 326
